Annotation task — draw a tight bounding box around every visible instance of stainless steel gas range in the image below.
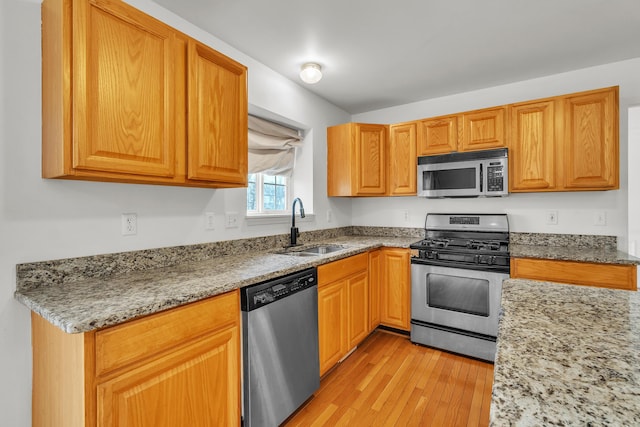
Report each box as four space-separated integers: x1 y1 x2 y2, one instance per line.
409 213 509 362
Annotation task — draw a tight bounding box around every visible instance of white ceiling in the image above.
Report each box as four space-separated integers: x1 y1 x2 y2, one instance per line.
154 0 640 114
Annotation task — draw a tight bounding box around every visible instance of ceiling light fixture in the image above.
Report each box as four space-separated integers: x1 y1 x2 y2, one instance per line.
299 63 322 84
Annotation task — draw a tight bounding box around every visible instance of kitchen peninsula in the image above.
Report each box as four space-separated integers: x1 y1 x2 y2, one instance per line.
491 279 640 425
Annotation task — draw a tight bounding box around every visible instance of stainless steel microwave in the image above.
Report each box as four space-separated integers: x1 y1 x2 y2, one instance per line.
417 148 508 198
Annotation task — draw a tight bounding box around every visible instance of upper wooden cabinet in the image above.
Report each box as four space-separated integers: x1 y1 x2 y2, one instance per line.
388 122 417 195
187 40 248 186
509 99 558 191
416 115 458 155
328 122 416 196
563 87 619 190
42 0 247 188
416 107 507 155
460 107 507 151
509 86 619 192
327 123 387 196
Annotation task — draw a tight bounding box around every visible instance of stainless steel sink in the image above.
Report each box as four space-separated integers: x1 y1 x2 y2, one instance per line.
277 244 346 257
278 251 318 257
299 245 345 255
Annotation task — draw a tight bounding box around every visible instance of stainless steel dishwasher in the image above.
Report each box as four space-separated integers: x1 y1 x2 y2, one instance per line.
241 267 320 427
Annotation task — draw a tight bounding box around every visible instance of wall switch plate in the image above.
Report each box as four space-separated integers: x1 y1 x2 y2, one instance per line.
225 212 239 229
594 211 607 226
546 210 558 225
402 210 410 222
121 213 137 236
205 212 215 230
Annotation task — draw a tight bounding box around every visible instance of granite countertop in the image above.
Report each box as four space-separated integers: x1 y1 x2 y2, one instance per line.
490 279 640 426
510 244 640 265
509 232 640 265
14 235 417 334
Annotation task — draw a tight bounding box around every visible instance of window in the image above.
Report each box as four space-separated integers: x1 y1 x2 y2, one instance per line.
247 115 301 216
247 173 290 214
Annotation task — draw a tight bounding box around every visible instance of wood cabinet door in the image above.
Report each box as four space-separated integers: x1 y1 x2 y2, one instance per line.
368 250 381 332
460 107 507 151
511 258 636 291
72 0 180 178
97 326 240 427
416 116 458 155
318 280 347 376
327 123 352 196
389 122 417 195
354 124 387 195
562 87 619 190
187 39 248 185
509 99 558 191
347 271 369 348
380 248 411 331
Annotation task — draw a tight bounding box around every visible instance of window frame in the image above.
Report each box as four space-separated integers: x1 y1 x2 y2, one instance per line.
247 172 292 216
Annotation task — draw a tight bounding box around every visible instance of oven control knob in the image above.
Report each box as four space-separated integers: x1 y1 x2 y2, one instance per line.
488 256 496 265
474 254 480 264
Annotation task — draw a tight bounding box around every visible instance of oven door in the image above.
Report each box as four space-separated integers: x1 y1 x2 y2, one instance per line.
411 263 506 337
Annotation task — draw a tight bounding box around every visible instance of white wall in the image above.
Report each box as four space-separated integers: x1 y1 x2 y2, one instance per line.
629 106 640 256
353 58 640 250
0 0 350 425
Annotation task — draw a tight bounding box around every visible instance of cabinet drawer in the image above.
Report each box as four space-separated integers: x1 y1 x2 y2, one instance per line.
318 253 369 286
95 290 239 377
510 258 637 291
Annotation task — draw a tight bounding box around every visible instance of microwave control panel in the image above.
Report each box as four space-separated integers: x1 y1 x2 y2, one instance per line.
486 163 504 192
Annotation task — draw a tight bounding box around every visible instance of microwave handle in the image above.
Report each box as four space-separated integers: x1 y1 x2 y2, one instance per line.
479 163 483 193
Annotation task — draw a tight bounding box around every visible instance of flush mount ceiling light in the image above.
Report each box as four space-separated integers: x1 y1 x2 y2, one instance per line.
299 63 322 84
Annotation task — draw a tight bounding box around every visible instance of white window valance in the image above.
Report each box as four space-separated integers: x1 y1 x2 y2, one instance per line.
248 115 303 176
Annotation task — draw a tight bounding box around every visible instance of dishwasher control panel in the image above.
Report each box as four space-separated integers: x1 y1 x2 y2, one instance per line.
241 267 317 311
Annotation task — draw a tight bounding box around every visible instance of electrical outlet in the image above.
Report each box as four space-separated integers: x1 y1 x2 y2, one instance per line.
121 213 137 236
326 210 332 223
594 211 607 226
225 212 239 229
205 212 215 230
546 210 558 225
402 210 410 222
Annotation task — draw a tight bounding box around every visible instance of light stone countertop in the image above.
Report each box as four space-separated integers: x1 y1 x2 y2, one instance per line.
510 244 640 265
490 279 640 426
14 236 418 333
509 232 640 265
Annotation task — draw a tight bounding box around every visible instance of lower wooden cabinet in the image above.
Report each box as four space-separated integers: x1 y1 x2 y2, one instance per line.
32 290 241 427
511 258 637 291
317 279 347 375
317 253 369 376
368 249 382 332
379 248 411 331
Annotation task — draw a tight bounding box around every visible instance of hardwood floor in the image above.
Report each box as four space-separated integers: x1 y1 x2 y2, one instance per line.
284 330 493 427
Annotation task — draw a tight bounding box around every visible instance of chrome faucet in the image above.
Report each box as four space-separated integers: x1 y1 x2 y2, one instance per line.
290 197 305 246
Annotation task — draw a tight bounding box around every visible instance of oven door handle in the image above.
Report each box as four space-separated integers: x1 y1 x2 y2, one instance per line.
410 257 510 273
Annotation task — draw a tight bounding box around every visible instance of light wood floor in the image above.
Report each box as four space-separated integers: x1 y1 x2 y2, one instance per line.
284 330 493 427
